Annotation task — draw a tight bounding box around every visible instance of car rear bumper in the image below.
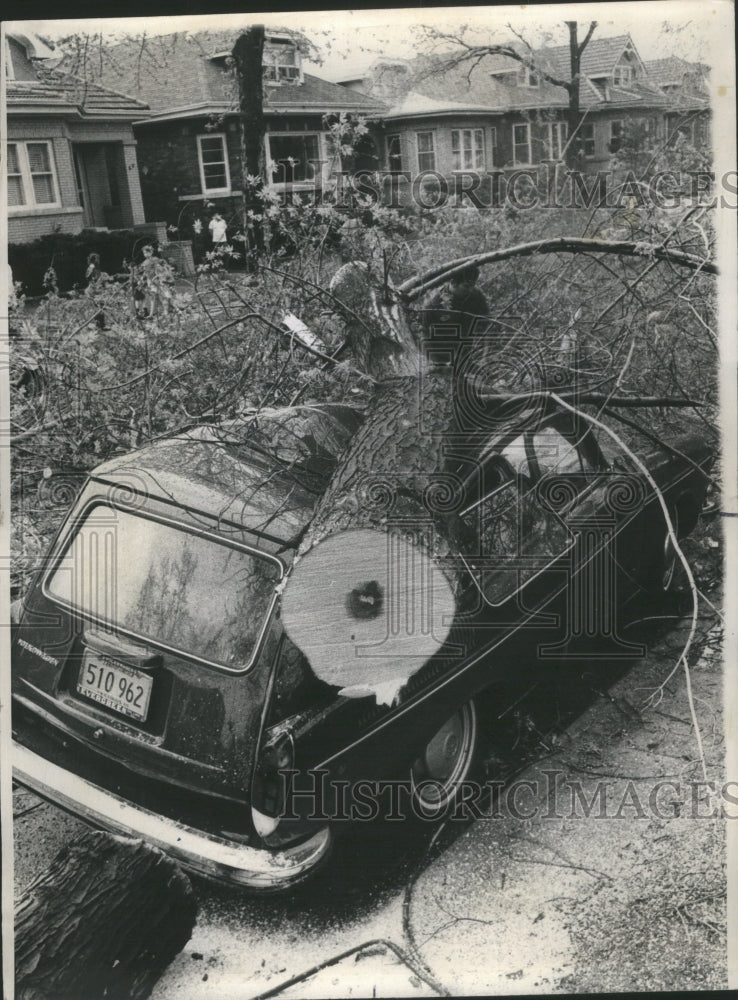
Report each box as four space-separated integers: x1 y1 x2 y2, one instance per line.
13 742 331 890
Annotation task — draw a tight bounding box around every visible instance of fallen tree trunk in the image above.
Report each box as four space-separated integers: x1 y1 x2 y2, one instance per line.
281 244 712 705
15 830 197 1000
281 371 469 705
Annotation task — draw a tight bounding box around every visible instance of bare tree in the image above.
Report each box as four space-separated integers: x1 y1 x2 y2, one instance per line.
415 19 597 167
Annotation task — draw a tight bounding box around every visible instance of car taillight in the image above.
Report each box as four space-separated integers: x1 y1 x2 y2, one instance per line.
253 731 295 837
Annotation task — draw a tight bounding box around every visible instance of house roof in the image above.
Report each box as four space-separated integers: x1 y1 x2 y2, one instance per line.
383 90 496 119
379 32 701 119
397 57 669 116
68 30 385 120
7 69 150 118
644 57 708 87
481 34 641 81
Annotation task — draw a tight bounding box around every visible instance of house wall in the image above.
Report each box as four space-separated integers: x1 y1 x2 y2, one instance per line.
134 113 331 231
134 117 245 229
380 117 501 175
7 118 83 243
378 104 703 179
8 116 146 243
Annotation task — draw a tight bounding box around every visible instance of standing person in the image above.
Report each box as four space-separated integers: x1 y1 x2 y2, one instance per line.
208 211 229 270
209 211 228 247
137 245 174 318
85 252 109 330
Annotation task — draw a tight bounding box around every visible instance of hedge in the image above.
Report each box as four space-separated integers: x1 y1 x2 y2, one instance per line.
8 230 156 297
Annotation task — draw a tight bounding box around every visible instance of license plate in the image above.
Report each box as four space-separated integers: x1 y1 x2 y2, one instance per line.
78 655 153 722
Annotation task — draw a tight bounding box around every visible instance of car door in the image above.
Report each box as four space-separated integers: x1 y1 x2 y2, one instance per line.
460 410 644 660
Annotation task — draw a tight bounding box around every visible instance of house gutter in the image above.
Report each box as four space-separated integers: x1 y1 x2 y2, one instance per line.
134 100 384 127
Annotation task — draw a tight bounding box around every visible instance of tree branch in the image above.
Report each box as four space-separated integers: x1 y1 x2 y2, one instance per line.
400 238 717 300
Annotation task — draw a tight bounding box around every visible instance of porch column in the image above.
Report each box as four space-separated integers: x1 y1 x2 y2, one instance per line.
122 141 146 225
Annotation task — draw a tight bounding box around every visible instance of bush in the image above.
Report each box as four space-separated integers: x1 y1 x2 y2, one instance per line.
8 230 156 297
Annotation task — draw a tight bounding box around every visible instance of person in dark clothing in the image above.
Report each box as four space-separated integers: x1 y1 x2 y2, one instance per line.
419 264 490 341
85 252 110 330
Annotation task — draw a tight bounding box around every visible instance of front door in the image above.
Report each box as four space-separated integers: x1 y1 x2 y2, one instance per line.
73 146 92 227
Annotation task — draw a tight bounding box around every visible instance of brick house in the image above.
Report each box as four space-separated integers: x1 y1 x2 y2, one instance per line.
6 32 149 245
76 30 386 232
339 34 711 180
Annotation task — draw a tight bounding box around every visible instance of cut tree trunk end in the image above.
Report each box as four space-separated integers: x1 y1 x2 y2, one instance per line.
280 526 457 705
281 372 470 706
15 829 197 1000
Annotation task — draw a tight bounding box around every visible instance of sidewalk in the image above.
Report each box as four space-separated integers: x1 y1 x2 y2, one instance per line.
402 621 726 994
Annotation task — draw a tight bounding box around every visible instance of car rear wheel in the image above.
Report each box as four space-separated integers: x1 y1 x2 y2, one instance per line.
410 700 479 819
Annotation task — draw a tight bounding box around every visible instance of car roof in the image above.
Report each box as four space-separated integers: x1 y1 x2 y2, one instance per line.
90 404 364 545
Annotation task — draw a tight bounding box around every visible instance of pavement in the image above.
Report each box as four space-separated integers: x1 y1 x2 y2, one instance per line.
13 611 728 997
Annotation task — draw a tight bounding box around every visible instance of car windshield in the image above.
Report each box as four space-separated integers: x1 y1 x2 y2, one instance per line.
46 505 282 669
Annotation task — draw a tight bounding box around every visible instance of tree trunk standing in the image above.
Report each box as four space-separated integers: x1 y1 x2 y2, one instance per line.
232 26 266 262
566 21 582 169
15 830 197 1000
564 20 597 169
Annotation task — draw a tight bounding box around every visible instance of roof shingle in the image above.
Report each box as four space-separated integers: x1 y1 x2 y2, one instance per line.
67 30 385 118
7 69 149 116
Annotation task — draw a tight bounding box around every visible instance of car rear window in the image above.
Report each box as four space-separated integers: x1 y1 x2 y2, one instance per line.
45 505 282 670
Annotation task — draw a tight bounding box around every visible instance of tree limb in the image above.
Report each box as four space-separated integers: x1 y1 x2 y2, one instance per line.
400 238 717 300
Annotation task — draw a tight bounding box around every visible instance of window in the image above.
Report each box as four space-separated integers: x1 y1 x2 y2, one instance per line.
579 122 595 158
268 133 321 184
263 39 301 84
467 459 572 606
451 129 485 170
517 66 539 87
609 120 624 153
489 127 497 167
46 505 281 671
675 119 696 144
197 134 230 194
613 64 634 86
387 134 403 172
513 123 532 165
7 141 60 208
416 131 436 172
644 117 660 150
545 122 568 160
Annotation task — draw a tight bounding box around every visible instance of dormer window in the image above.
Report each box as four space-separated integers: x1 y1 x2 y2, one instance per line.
517 66 539 87
613 65 634 86
263 37 302 85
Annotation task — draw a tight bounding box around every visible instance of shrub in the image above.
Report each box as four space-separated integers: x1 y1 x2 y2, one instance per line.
8 230 156 296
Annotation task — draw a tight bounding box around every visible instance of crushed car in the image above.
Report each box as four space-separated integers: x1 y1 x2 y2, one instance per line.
11 398 714 889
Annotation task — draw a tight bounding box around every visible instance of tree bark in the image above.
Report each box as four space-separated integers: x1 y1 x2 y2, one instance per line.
15 830 197 1000
566 21 581 169
232 26 266 259
329 262 422 378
